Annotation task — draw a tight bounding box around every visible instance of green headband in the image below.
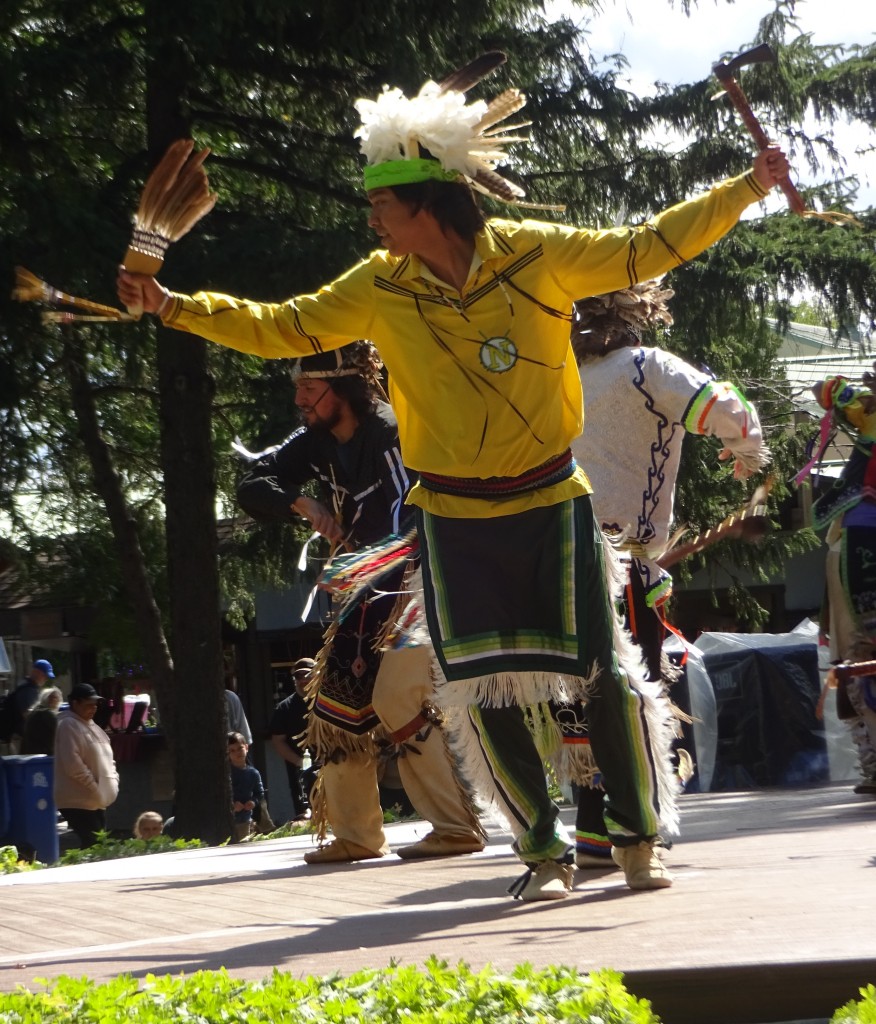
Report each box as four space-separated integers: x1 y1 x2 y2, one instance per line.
363 158 462 191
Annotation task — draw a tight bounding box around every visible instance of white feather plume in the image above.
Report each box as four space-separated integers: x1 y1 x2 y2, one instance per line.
355 81 527 194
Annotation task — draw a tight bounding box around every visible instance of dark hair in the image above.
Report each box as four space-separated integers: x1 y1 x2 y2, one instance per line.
227 731 247 746
571 318 641 360
389 179 486 240
327 374 378 419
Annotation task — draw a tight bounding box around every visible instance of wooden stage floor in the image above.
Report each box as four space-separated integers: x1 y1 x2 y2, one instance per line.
0 781 873 1023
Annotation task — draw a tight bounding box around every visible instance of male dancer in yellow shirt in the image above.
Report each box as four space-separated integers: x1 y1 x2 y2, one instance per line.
119 62 790 900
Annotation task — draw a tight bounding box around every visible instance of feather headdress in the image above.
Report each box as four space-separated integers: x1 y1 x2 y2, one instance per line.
354 52 561 210
572 280 675 360
122 139 217 316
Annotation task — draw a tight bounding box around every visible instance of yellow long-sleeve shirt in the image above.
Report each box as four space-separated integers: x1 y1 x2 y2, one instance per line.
163 170 767 517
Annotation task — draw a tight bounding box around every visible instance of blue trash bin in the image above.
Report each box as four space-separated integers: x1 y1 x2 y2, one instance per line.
2 755 58 864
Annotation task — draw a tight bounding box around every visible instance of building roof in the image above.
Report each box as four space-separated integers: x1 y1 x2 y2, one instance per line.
772 318 864 360
770 319 874 476
771 318 874 418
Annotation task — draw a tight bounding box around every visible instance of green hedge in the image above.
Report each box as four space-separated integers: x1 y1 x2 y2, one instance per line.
2 963 874 1021
0 836 205 873
0 961 658 1022
833 983 876 1023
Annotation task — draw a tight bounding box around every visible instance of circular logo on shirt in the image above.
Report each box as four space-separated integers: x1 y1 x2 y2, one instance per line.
479 336 518 373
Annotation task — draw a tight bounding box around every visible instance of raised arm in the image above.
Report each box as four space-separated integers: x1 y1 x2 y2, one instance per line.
547 147 791 301
750 146 791 194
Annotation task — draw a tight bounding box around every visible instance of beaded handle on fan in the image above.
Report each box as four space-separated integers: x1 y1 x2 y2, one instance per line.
122 139 217 317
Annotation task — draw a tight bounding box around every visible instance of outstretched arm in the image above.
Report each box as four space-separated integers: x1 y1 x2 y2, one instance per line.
118 256 376 363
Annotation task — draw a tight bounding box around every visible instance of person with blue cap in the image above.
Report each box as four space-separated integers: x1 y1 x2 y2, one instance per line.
5 658 55 753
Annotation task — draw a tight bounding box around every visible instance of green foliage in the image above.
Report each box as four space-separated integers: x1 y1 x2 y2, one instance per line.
2 0 874 632
771 297 833 327
0 960 662 1022
546 763 569 804
55 831 204 866
0 845 43 874
240 819 313 842
382 802 420 823
832 984 876 1024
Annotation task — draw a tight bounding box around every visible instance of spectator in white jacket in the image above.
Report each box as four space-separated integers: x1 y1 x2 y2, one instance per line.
55 683 120 848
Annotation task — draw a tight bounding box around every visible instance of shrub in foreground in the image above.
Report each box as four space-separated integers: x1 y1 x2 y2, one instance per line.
56 832 205 865
833 983 876 1024
0 960 660 1022
0 846 40 874
0 834 206 873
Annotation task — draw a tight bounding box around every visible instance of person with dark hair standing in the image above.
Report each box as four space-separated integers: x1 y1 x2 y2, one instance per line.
568 280 769 870
228 731 264 841
118 59 790 899
237 342 484 864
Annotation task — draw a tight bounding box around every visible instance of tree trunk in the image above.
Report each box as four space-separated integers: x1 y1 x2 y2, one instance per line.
156 328 232 843
63 334 176 738
144 0 232 843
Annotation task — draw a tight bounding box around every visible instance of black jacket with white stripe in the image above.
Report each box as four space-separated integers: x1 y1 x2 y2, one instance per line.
236 401 414 547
